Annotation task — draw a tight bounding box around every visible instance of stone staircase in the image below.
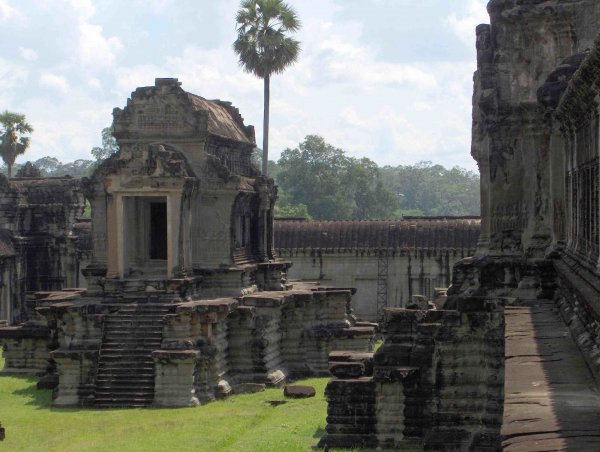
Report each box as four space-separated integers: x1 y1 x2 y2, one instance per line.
94 304 171 407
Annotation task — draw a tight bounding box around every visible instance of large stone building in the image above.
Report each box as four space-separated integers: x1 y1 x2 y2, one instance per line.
319 1 600 450
0 174 88 326
275 217 480 321
0 78 374 407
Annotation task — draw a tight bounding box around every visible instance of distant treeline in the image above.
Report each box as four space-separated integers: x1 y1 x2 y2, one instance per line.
3 133 480 220
269 135 480 220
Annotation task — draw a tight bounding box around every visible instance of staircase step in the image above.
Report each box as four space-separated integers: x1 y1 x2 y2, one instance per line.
95 377 154 383
100 346 161 351
93 304 168 407
97 363 154 369
95 394 154 400
95 386 154 393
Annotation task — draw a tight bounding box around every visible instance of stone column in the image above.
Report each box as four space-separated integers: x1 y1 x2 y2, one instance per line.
105 194 119 278
167 192 182 277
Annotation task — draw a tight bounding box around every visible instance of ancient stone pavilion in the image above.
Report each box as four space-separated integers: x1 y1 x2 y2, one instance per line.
1 78 374 407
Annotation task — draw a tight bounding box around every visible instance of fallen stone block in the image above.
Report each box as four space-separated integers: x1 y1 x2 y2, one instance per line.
284 385 316 398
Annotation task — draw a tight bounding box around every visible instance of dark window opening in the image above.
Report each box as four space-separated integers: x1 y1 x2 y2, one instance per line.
149 202 167 260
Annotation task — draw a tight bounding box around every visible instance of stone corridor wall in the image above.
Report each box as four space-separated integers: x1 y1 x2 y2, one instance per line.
275 218 480 321
319 1 600 449
319 298 504 450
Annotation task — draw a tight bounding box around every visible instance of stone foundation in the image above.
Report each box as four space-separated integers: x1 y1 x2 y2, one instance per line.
0 326 50 375
37 286 374 407
319 297 504 450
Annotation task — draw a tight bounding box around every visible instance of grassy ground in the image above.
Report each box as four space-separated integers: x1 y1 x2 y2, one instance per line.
0 349 411 452
0 349 331 451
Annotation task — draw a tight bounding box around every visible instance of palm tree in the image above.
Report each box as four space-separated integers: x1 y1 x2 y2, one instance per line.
233 0 300 176
0 111 33 177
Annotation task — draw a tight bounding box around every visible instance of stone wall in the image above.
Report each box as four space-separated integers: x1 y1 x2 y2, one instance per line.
275 218 479 321
319 298 504 450
41 286 375 407
0 176 87 327
319 2 600 449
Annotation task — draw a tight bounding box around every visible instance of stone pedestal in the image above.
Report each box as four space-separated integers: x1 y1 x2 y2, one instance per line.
51 349 99 406
153 350 201 407
0 326 50 375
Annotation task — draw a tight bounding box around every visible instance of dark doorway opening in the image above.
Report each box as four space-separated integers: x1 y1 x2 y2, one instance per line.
149 202 167 260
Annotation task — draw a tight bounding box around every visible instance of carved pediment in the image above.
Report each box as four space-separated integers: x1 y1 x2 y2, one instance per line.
93 143 196 182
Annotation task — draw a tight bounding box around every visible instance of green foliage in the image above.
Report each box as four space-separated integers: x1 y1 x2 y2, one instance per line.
271 138 480 220
82 200 92 218
91 126 119 162
233 0 301 79
392 209 425 219
380 161 480 216
275 135 398 220
1 157 97 178
0 110 33 177
0 358 333 452
275 202 312 220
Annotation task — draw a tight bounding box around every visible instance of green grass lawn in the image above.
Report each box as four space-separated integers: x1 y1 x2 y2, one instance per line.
0 349 332 451
0 349 412 452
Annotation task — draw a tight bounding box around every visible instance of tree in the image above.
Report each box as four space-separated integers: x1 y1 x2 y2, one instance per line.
233 0 301 176
91 126 118 161
33 156 61 175
277 135 352 219
380 161 480 216
0 111 33 177
276 135 397 220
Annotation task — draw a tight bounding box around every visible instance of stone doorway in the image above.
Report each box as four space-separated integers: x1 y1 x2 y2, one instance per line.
123 196 168 276
149 202 167 260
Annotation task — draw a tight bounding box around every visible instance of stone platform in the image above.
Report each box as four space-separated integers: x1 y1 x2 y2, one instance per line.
502 300 600 451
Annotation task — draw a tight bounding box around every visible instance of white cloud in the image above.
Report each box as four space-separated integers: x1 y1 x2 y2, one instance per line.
313 23 437 91
19 47 38 61
69 0 95 19
414 101 433 112
445 0 489 46
88 77 102 90
39 73 70 93
0 0 18 21
0 58 28 95
19 92 114 163
113 64 165 100
77 22 123 68
141 0 175 14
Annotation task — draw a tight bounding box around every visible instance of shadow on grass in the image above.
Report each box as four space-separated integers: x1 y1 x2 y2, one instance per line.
10 377 52 409
8 376 86 413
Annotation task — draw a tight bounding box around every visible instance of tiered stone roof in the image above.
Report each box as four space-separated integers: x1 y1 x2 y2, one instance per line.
274 217 480 251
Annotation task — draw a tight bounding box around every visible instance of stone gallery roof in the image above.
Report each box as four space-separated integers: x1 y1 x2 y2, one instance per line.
274 217 480 251
11 177 83 205
187 94 254 144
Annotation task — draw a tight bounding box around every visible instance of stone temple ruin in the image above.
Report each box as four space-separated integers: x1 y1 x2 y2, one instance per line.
0 78 374 407
2 0 600 449
317 1 600 450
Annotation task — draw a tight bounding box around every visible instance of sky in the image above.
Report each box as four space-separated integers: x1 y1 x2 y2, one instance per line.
0 0 490 171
